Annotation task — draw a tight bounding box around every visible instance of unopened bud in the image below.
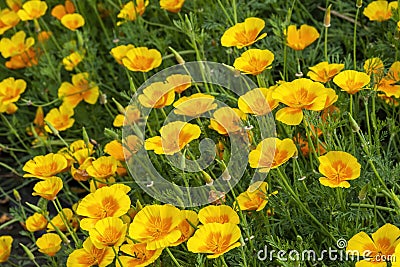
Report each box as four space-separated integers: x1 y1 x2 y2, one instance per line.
324 4 332 27
356 0 362 8
82 127 90 147
169 47 185 64
348 113 360 132
358 184 368 201
45 120 59 136
104 128 119 140
112 98 126 115
201 171 213 185
25 202 42 213
13 189 21 202
20 243 35 261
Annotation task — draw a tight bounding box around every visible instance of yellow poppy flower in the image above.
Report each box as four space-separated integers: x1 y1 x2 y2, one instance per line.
363 1 398 21
104 140 125 161
5 48 38 70
145 121 201 155
221 17 267 48
173 93 217 117
86 156 118 180
129 204 184 250
61 13 85 31
238 86 279 115
236 181 277 211
318 151 361 188
171 210 198 246
6 0 21 12
166 74 192 93
0 77 26 114
0 8 20 35
198 205 239 225
187 223 241 259
0 30 34 58
62 51 83 71
71 157 93 182
113 105 141 127
47 208 78 232
67 237 115 267
89 217 127 249
110 44 135 65
117 0 149 25
160 0 185 13
209 107 246 135
249 137 297 172
0 236 13 263
32 176 63 201
122 47 162 72
17 0 47 21
307 62 345 83
233 49 274 75
23 153 68 179
272 78 333 125
138 82 175 108
25 213 48 232
393 243 400 267
285 24 320 51
44 104 75 132
117 243 163 267
333 70 371 95
68 139 95 165
76 183 131 231
347 224 400 265
36 233 62 256
364 57 384 75
58 72 99 108
51 0 75 20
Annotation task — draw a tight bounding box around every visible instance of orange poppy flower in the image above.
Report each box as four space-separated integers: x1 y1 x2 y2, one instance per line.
198 205 239 225
25 213 48 232
187 223 241 259
86 156 118 179
166 74 192 93
89 217 127 249
118 243 163 266
17 0 47 21
236 181 277 211
129 204 183 250
363 1 398 21
145 121 201 155
364 57 384 75
0 8 20 35
171 210 198 246
375 78 400 98
249 137 297 172
233 49 274 75
138 82 175 108
71 157 93 182
117 0 149 25
51 0 75 20
221 17 267 48
122 47 162 72
0 30 34 58
333 70 371 94
32 176 63 201
58 72 99 108
160 0 185 13
238 86 279 115
37 31 51 42
285 24 320 51
0 77 26 114
307 62 345 83
66 237 115 267
209 107 246 135
110 44 135 65
47 208 78 232
272 78 333 125
36 233 62 256
44 104 75 132
23 153 68 179
318 151 361 188
5 48 38 70
61 13 85 31
0 236 13 263
293 134 326 157
62 51 83 71
173 93 217 117
76 183 131 231
347 224 400 266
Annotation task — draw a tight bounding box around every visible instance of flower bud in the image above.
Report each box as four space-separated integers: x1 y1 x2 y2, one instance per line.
356 0 362 8
324 4 332 27
169 47 185 64
348 113 360 132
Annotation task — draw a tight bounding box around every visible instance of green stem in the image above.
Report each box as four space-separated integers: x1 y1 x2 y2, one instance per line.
112 246 124 267
349 203 396 212
353 7 360 70
166 247 183 267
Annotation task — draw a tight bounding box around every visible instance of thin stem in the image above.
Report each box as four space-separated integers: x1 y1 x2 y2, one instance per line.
166 247 183 267
112 246 124 267
353 7 360 70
